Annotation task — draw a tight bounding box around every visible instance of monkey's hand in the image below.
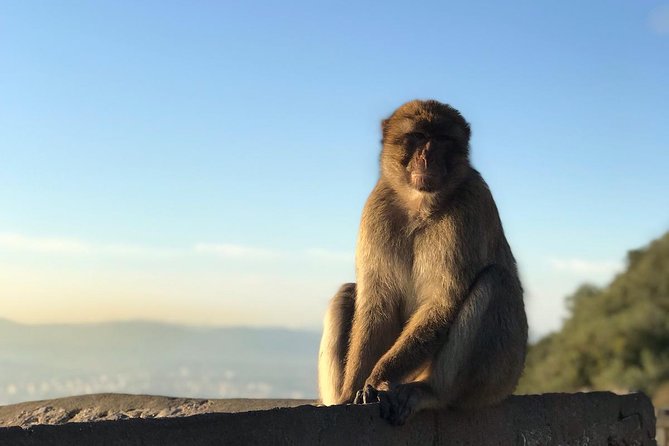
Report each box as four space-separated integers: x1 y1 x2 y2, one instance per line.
353 381 394 405
355 382 420 426
353 384 380 404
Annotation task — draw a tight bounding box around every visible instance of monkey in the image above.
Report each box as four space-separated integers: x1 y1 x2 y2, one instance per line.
317 99 528 425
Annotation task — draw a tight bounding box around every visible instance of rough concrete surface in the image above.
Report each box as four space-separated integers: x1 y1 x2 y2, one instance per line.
0 392 656 445
0 393 313 428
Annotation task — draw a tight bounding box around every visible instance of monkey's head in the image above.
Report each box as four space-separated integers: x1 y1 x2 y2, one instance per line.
380 100 471 193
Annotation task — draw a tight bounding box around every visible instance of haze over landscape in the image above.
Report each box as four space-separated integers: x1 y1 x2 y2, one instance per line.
0 319 319 405
1 1 668 404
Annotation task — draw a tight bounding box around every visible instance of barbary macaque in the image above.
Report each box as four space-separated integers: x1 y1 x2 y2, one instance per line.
318 100 527 425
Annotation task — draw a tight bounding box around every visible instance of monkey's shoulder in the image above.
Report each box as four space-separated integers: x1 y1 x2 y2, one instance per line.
445 172 504 226
360 182 409 226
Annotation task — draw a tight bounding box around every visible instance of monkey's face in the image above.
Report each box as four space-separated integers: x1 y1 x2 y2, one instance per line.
381 100 471 193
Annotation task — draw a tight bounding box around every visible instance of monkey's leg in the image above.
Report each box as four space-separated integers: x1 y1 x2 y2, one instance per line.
383 265 527 425
434 265 527 410
318 283 356 405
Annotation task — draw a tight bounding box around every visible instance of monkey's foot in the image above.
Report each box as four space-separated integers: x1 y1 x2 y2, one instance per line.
381 382 434 426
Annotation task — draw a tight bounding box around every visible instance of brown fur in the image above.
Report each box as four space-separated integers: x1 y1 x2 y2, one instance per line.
318 100 527 425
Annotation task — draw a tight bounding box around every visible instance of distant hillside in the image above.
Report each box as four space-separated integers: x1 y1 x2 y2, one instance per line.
518 231 669 403
0 320 320 405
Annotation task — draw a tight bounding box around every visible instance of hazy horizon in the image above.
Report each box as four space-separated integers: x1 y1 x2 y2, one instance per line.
0 316 321 332
0 319 320 405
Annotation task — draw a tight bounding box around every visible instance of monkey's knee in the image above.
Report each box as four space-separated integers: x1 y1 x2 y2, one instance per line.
335 282 356 300
326 283 356 325
318 283 356 405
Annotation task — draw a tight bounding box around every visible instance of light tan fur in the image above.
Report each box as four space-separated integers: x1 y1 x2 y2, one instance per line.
318 100 527 425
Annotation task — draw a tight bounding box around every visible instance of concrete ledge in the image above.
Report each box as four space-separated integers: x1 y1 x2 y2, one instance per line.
0 394 313 428
0 392 656 445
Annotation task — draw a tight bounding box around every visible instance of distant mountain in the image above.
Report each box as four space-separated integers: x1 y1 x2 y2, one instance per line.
517 231 669 404
0 320 320 405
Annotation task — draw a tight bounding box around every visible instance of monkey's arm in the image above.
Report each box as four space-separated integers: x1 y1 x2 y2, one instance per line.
364 298 460 388
339 277 402 403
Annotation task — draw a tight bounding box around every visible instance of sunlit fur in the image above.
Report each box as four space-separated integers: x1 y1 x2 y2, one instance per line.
318 100 528 425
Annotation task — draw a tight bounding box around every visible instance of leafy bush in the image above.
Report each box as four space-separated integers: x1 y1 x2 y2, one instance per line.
517 231 669 400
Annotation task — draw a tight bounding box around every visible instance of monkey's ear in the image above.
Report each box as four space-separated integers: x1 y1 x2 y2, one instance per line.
462 120 472 142
381 118 390 141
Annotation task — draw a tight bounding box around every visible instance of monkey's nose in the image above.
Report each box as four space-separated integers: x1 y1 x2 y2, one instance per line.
418 149 430 168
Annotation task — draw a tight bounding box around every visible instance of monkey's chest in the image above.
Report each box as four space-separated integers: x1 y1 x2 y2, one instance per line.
390 234 455 321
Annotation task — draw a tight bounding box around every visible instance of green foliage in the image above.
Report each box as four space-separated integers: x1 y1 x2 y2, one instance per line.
517 231 669 398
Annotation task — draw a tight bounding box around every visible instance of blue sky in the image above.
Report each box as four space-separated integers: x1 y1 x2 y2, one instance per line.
1 1 667 338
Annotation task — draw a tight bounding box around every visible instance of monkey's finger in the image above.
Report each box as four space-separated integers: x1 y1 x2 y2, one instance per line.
362 384 379 404
353 390 364 404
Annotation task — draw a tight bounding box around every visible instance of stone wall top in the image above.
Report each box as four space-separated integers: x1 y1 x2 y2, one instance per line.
0 392 656 446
